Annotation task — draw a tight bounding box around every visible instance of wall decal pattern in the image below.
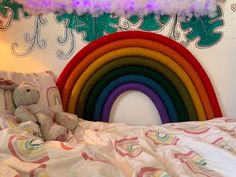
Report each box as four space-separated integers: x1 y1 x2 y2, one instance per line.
0 0 29 30
0 0 231 59
55 5 224 48
56 22 76 60
56 12 119 42
0 0 29 20
11 15 47 57
231 4 236 12
127 14 171 31
0 10 12 30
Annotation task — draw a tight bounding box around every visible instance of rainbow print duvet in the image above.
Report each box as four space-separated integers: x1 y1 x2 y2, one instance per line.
0 117 236 177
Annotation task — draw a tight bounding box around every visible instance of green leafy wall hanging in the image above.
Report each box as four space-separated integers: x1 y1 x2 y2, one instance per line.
0 0 28 20
128 14 170 31
1 1 226 57
180 6 224 48
56 13 119 42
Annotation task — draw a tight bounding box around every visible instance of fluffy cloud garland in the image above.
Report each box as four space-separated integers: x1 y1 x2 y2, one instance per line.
15 0 217 17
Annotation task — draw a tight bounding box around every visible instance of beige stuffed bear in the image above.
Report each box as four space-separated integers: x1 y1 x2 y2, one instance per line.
0 77 79 141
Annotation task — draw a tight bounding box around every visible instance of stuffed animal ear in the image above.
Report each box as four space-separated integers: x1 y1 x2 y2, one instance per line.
17 81 32 87
0 77 18 90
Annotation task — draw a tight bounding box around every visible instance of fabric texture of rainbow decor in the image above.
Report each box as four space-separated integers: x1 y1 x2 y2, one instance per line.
57 31 222 123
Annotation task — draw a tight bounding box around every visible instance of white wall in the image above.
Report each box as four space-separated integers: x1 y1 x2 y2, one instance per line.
0 2 236 125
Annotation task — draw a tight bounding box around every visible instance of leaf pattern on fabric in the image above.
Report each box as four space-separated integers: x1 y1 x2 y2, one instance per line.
0 0 29 20
56 12 119 42
128 13 170 31
180 6 223 47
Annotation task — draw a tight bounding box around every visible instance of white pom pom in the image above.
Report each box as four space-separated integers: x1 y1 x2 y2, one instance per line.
14 0 218 17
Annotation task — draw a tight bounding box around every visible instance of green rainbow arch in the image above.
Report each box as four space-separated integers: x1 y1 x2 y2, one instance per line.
57 31 222 123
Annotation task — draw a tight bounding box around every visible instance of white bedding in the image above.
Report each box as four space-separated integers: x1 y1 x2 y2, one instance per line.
0 117 236 177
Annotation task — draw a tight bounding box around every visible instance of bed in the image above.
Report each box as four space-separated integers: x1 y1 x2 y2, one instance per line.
0 31 236 177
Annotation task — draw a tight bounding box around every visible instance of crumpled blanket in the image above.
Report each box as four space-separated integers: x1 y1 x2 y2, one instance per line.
0 115 236 177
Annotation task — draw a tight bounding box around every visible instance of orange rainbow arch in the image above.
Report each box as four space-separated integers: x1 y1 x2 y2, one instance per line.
57 31 222 123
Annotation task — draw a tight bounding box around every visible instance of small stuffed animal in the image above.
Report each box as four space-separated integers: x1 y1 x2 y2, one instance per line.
0 78 79 141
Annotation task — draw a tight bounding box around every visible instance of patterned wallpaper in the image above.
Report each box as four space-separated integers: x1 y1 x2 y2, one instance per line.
1 1 234 59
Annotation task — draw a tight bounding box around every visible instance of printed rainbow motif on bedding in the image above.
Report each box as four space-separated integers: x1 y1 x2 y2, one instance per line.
0 115 18 129
8 135 49 163
137 167 170 177
174 150 222 177
29 164 49 177
114 137 144 158
47 86 62 107
81 152 109 163
175 126 210 135
212 137 236 154
145 130 179 145
60 141 76 150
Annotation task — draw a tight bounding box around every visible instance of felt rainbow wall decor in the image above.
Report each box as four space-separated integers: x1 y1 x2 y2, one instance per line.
57 31 222 123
